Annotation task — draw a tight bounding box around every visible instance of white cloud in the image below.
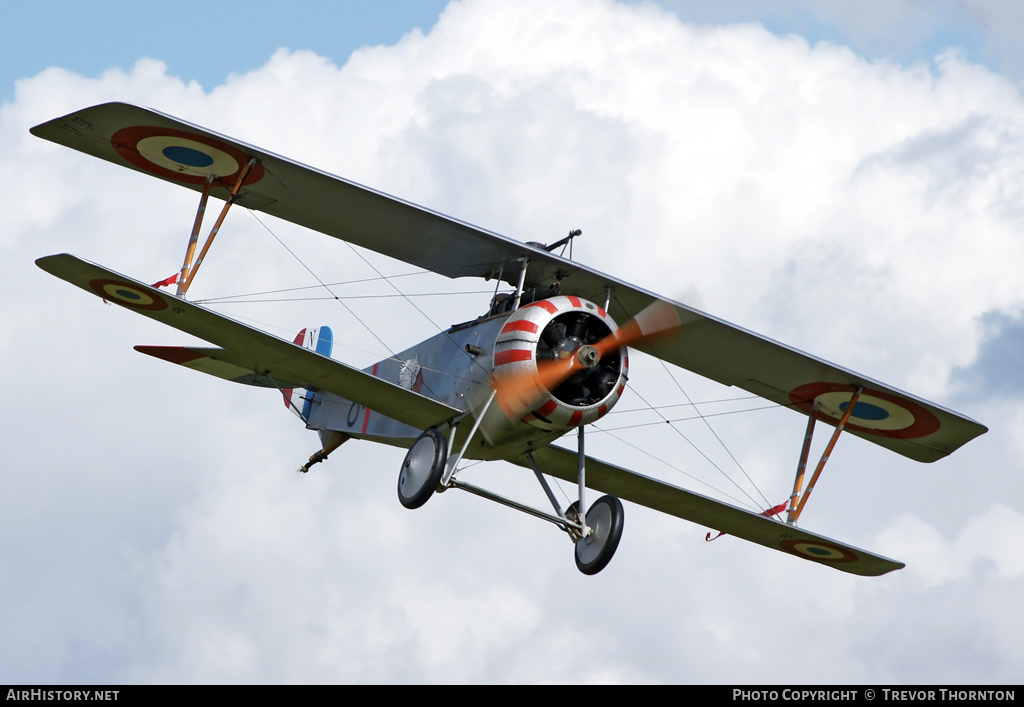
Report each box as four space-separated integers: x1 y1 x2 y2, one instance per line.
879 505 1024 588
3 0 1021 684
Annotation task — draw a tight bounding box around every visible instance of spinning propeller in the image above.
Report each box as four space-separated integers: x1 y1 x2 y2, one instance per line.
491 299 682 424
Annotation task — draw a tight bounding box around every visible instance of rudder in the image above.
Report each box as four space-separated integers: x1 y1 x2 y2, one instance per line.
283 326 334 419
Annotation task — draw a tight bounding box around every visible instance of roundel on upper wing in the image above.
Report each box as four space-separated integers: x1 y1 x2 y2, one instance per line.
88 279 167 311
110 126 265 186
788 382 940 440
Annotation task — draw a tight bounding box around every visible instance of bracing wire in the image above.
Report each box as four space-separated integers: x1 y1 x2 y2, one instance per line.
245 209 399 358
200 290 493 305
588 422 762 511
658 359 775 511
236 206 495 400
223 169 788 514
597 401 783 432
254 166 504 392
623 383 770 512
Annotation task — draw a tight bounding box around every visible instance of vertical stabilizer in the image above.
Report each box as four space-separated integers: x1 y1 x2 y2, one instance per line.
283 327 334 420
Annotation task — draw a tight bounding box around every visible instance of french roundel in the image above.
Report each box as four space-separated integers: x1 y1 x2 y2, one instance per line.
88 279 167 311
110 126 265 187
780 538 858 564
788 382 940 440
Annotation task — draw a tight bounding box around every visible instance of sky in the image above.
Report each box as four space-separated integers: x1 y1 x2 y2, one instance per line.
3 0 1023 685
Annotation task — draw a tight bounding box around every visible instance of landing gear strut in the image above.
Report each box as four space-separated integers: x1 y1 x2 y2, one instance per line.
427 416 624 575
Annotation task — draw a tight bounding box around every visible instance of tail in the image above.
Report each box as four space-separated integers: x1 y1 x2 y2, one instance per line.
283 326 334 419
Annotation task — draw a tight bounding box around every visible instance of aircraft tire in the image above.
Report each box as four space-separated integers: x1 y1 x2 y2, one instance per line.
574 495 625 575
397 428 448 510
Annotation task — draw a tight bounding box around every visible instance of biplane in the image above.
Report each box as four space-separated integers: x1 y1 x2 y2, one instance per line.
32 103 987 576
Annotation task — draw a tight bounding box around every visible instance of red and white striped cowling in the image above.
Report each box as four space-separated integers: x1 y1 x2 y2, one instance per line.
492 295 629 430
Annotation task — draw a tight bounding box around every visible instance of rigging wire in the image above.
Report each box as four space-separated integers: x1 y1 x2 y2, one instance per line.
622 382 769 512
200 290 494 305
259 166 503 393
588 422 760 511
595 292 779 512
597 402 784 432
197 270 432 302
658 359 775 511
605 394 762 416
237 201 496 401
226 173 784 515
245 209 399 358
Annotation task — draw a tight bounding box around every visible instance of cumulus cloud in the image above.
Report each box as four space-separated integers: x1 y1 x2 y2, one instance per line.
879 505 1024 587
653 0 1024 84
2 0 1021 683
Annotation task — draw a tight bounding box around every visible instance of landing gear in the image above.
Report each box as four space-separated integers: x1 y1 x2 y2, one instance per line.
405 419 624 574
397 428 448 509
573 495 624 575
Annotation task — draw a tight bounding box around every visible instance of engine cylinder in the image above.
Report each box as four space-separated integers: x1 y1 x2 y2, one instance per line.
492 295 629 430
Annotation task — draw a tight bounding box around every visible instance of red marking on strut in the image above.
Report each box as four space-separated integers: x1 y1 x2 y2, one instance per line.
151 273 178 289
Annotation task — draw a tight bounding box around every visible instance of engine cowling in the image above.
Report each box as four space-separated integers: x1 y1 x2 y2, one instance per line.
492 295 629 430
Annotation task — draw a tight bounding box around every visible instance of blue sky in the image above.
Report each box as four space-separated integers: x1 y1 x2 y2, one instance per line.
2 1 452 102
2 0 1012 105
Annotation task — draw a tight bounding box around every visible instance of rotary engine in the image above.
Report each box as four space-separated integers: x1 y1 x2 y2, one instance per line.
492 295 629 430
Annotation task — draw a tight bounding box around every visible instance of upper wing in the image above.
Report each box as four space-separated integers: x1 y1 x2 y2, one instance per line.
598 289 989 464
35 254 460 431
521 445 905 577
30 102 550 284
32 103 986 462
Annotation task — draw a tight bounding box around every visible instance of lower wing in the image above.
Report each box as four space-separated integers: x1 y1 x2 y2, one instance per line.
36 253 460 432
519 444 905 576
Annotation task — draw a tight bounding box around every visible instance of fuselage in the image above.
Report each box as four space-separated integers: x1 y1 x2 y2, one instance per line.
305 295 628 460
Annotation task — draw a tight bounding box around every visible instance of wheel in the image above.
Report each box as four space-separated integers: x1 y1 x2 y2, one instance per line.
574 495 624 575
397 428 448 509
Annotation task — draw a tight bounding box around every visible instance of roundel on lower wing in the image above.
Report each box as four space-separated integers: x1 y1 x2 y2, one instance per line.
110 126 265 186
779 538 858 564
788 382 940 439
88 279 167 311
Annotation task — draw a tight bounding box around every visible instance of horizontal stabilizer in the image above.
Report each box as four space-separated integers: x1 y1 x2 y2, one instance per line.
36 254 460 431
135 345 296 388
520 445 905 576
